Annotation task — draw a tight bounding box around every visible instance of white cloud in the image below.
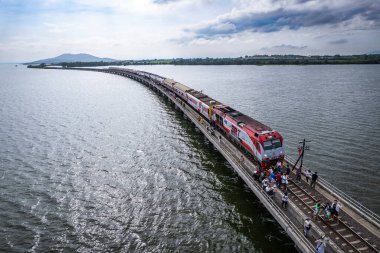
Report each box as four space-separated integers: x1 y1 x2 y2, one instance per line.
0 0 379 61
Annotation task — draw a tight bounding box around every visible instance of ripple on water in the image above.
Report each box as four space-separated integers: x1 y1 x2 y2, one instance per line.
2 65 379 252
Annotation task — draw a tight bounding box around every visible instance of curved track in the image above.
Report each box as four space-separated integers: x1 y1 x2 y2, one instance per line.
286 180 379 253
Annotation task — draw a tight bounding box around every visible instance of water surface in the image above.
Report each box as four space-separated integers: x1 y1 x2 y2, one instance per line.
0 65 297 252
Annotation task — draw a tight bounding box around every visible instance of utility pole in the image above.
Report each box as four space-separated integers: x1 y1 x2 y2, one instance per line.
292 139 311 171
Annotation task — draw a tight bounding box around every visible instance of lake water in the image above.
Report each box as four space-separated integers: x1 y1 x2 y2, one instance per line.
0 64 379 252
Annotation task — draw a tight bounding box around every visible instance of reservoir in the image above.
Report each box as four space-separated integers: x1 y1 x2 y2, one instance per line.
0 64 379 252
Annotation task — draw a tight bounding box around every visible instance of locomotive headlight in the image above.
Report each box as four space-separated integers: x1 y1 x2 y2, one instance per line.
264 154 268 158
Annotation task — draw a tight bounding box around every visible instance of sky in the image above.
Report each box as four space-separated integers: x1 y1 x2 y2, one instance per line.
0 0 379 62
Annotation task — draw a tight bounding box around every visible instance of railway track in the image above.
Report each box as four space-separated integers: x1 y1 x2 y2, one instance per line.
286 179 379 253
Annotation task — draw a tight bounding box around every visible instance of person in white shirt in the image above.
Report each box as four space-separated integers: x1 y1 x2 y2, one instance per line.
331 200 343 222
303 218 312 237
315 235 329 253
305 169 312 183
282 193 289 210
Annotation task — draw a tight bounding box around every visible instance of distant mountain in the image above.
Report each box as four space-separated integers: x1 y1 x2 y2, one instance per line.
27 53 116 64
368 51 380 55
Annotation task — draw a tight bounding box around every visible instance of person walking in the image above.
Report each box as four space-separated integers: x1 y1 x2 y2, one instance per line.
315 235 329 253
330 200 343 223
240 155 245 164
295 168 302 183
322 202 331 221
310 171 318 188
282 192 289 210
303 217 312 237
276 172 282 188
281 174 289 191
305 169 312 183
253 168 261 181
313 199 321 220
285 166 290 176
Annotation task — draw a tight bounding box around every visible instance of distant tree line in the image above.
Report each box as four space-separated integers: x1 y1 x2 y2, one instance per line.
27 54 380 68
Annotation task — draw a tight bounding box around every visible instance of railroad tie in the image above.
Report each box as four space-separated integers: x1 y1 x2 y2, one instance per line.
343 234 354 238
336 228 346 232
350 240 361 245
357 246 369 251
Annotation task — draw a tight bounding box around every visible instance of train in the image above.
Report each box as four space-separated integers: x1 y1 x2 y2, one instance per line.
110 68 284 169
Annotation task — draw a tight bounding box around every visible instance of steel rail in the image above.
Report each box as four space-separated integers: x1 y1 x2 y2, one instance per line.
285 156 380 227
287 180 379 253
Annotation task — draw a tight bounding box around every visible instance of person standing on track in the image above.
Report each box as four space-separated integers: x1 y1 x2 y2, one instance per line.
330 200 342 223
282 192 289 210
295 168 302 183
313 199 321 220
303 217 312 237
315 235 329 253
276 172 282 188
281 173 289 191
285 165 291 176
310 171 318 188
305 169 312 183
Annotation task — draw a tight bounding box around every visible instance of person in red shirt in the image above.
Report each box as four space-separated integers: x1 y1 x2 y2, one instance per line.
276 172 282 188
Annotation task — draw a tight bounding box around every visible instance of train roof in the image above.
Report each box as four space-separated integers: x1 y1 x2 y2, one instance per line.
187 90 222 106
216 105 272 132
164 78 192 92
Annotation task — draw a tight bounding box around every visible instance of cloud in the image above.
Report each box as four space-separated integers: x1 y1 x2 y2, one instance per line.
186 0 380 39
153 0 181 4
329 39 348 44
261 44 307 50
1 0 380 61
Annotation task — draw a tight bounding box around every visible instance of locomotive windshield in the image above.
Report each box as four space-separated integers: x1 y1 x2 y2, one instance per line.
263 139 282 150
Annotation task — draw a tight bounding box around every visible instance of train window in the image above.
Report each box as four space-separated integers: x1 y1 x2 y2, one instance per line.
263 141 272 150
272 139 282 148
263 139 282 150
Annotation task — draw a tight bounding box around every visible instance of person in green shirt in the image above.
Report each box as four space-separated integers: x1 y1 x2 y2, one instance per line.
313 199 321 220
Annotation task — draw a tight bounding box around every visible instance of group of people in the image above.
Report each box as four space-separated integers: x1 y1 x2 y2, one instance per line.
313 199 343 222
254 161 290 186
253 161 291 200
254 162 319 192
254 161 342 223
296 168 318 188
251 161 345 252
